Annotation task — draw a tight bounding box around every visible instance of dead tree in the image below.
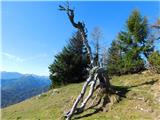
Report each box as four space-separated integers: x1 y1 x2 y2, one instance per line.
59 3 117 120
91 27 103 66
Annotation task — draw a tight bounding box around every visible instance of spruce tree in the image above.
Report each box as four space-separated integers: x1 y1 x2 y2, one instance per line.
106 40 122 75
107 10 153 75
49 31 88 88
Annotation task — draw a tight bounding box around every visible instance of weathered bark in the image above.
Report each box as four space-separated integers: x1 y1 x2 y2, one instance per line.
59 3 94 68
65 75 93 120
59 3 114 120
79 73 98 110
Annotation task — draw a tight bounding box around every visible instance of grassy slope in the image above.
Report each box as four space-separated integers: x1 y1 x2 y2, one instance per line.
2 72 160 120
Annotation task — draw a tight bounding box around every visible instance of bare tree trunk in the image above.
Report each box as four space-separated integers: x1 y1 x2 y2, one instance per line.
59 3 114 120
79 73 98 110
65 75 93 120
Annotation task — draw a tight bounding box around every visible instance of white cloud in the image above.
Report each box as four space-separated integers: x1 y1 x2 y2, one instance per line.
2 52 24 62
1 52 49 63
1 52 55 75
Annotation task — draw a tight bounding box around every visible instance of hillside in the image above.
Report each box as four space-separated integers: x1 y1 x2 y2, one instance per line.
1 72 51 108
2 72 160 120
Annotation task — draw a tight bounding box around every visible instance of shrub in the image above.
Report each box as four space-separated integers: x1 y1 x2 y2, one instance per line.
148 51 160 73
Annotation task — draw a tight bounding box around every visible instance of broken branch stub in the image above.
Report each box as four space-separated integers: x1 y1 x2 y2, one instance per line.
58 3 94 68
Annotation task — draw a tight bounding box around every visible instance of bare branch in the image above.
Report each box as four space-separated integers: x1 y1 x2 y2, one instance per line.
58 3 114 120
58 2 94 67
58 5 66 11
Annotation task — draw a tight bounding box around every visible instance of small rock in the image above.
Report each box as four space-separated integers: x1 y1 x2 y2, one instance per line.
51 92 55 96
135 105 153 113
142 71 148 74
53 89 59 93
140 107 144 111
137 96 145 101
51 89 60 96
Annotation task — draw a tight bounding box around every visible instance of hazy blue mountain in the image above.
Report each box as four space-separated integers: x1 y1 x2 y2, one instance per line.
1 71 23 79
1 72 51 108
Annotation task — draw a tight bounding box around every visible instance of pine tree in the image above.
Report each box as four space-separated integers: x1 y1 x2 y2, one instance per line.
107 10 152 75
126 10 154 58
106 40 123 75
49 31 88 88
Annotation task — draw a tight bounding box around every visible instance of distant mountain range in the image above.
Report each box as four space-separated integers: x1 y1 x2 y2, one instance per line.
1 71 51 108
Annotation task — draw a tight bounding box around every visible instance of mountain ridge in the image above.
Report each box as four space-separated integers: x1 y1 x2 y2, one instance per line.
1 71 51 108
2 72 160 120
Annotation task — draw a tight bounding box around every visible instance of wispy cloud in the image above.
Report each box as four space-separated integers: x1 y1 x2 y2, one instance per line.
1 52 49 63
2 52 24 62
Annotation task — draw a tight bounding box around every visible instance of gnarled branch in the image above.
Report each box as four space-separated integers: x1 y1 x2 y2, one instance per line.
59 3 94 67
59 3 114 120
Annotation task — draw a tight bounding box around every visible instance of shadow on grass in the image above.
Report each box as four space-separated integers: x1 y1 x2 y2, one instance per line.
73 79 158 119
129 79 158 87
74 108 102 119
112 79 158 97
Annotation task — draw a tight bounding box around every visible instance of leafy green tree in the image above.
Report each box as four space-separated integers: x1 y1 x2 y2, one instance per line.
107 10 153 75
106 40 123 75
126 10 155 58
49 31 88 88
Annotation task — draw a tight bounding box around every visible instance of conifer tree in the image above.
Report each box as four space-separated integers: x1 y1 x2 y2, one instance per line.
107 10 153 75
106 40 122 75
49 31 88 87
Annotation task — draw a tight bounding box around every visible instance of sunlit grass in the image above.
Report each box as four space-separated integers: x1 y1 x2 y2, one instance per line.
2 72 160 120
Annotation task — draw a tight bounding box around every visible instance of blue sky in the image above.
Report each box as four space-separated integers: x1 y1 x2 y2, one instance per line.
1 1 160 76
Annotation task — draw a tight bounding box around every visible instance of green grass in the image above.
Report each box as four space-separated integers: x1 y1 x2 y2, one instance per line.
2 72 160 120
